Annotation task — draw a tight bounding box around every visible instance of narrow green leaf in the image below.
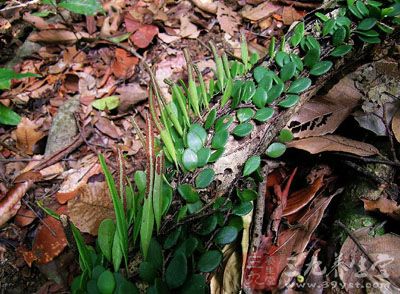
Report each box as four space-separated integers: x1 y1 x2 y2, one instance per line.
356 1 369 16
195 168 215 188
140 195 154 260
152 152 164 232
221 78 233 106
243 156 260 177
0 104 21 126
204 109 217 130
348 5 363 19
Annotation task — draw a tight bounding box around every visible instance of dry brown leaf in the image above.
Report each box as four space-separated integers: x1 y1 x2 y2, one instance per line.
21 206 67 266
217 2 240 36
287 77 362 138
56 158 100 204
179 16 200 38
158 33 181 43
363 197 400 220
339 230 400 291
192 0 218 14
116 83 147 112
241 2 280 22
68 181 115 235
28 30 89 44
15 206 36 227
16 118 44 155
391 108 400 143
95 117 123 139
287 135 379 156
282 6 306 25
243 192 338 290
130 24 159 48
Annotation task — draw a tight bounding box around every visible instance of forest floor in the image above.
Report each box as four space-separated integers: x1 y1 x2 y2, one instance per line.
1 0 400 293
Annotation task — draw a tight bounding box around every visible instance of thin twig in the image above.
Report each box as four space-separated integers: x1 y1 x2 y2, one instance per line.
0 0 40 12
21 198 57 237
100 37 144 60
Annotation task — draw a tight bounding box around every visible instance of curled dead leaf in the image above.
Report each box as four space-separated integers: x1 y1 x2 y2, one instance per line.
28 30 90 44
15 118 45 155
15 206 36 227
241 2 280 22
287 135 379 156
363 197 400 220
217 2 240 36
111 48 138 79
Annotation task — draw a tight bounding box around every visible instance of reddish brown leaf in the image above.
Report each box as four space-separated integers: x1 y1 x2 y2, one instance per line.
21 206 67 266
363 197 400 220
15 206 37 227
130 24 159 48
111 48 138 79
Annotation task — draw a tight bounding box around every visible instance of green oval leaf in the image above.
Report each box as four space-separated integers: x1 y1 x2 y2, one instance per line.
280 61 296 82
253 107 274 123
278 129 294 143
164 227 181 249
197 147 211 167
358 35 381 44
252 87 268 108
266 142 287 158
215 226 238 245
357 18 377 31
322 18 336 36
304 48 320 68
275 51 290 67
237 108 254 123
92 95 120 111
215 115 234 132
59 0 104 16
278 94 299 108
166 252 187 289
237 189 258 202
178 184 200 203
254 66 270 82
187 131 203 152
196 168 215 188
330 44 352 57
290 22 304 47
232 123 254 137
243 156 260 177
180 274 206 294
98 219 116 262
176 237 199 257
232 202 253 216
309 61 333 76
357 29 379 37
259 75 273 91
139 262 157 283
197 215 218 235
266 82 284 103
332 26 346 46
189 124 207 145
348 4 363 19
187 200 203 214
356 0 369 16
182 149 198 171
197 250 222 272
211 130 229 149
209 148 225 163
287 78 312 94
97 270 116 294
